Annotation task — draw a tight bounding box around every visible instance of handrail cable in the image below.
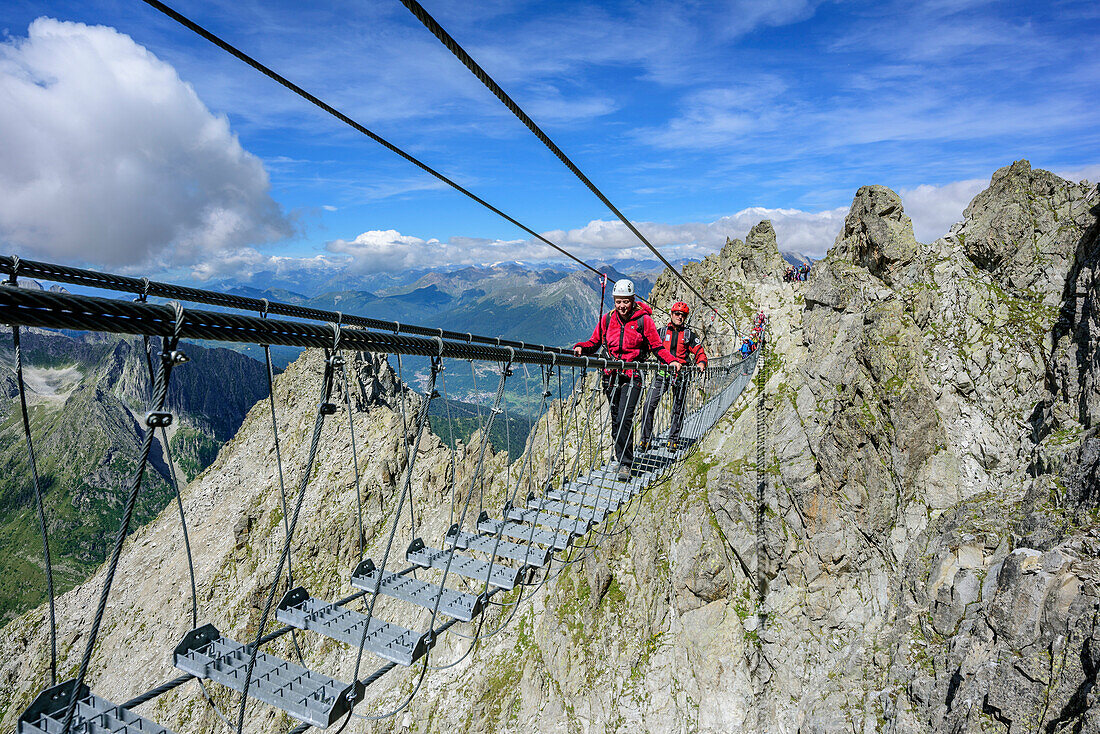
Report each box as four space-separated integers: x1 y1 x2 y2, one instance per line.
397 0 739 337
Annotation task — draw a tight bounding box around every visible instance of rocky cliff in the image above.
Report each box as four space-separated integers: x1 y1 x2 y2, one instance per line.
1 161 1098 733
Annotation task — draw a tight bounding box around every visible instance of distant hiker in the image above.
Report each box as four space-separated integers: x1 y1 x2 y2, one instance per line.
574 279 679 481
740 338 753 358
638 301 708 452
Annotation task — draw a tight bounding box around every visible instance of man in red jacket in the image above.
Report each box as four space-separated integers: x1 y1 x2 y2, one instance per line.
574 279 679 480
638 301 708 451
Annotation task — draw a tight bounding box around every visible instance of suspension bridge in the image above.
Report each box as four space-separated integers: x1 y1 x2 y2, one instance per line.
5 1 767 732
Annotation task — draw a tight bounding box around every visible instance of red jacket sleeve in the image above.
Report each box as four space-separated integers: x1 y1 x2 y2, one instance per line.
643 315 676 364
574 314 606 353
689 334 707 366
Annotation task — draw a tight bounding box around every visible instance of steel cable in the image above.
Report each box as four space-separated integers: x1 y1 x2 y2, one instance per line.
397 0 739 337
136 0 607 282
7 320 57 685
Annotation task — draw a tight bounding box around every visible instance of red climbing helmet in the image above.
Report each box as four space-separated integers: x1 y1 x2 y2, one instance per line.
671 301 690 315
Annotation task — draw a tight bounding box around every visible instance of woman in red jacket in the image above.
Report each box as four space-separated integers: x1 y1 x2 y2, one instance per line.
574 279 679 480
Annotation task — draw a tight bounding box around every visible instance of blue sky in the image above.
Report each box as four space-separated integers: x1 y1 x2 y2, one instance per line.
1 0 1098 283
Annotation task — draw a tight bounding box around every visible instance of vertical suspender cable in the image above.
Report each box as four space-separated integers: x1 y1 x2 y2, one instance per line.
6 262 56 685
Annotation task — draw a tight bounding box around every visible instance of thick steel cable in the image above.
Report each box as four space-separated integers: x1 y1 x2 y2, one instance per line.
397 0 739 337
0 256 588 360
0 286 706 370
135 1 604 282
8 320 57 685
234 348 338 734
59 304 185 733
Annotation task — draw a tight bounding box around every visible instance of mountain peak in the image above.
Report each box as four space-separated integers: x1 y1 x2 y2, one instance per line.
828 184 918 285
718 218 787 282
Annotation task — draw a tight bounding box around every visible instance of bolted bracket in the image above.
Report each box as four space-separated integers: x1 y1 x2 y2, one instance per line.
162 350 189 366
146 411 173 428
320 402 338 415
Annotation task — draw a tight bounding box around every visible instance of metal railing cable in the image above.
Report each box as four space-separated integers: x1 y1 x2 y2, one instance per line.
0 255 582 359
0 285 677 372
58 302 187 733
396 0 739 338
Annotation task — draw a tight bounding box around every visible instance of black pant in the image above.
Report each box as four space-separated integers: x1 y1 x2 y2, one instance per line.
639 372 688 443
602 374 642 467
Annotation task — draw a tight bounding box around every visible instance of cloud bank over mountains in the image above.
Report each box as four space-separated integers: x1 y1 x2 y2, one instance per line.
0 18 291 270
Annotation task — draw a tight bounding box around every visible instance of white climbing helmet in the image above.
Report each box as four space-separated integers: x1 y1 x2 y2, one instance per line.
612 279 635 298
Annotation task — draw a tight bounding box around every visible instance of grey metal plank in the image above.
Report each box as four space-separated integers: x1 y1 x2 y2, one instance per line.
350 560 484 622
564 477 634 503
545 487 622 511
587 467 647 490
476 512 573 550
525 494 606 523
173 625 362 729
406 538 519 591
504 505 592 535
275 587 429 666
448 526 551 567
19 681 177 734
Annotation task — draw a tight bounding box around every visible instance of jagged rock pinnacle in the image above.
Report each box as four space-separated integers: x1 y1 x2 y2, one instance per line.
958 158 1095 295
828 184 918 285
718 219 787 282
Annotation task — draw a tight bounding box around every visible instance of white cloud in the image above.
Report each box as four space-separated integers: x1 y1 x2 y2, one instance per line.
1056 164 1100 185
0 18 291 269
899 179 987 242
546 206 846 260
189 248 342 282
313 206 846 277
